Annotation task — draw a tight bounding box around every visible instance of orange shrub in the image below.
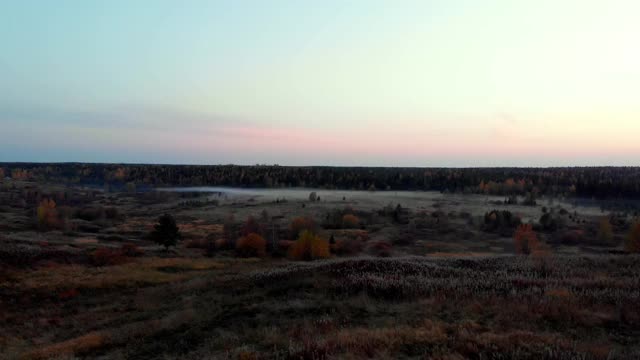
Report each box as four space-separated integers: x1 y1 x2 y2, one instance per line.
626 221 640 253
236 233 267 258
289 230 330 261
37 198 58 230
241 215 263 236
514 224 540 255
290 216 317 238
342 214 360 228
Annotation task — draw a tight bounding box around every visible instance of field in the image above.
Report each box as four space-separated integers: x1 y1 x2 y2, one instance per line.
1 175 640 359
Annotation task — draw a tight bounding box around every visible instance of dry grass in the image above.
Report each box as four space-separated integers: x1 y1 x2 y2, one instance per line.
25 331 107 360
2 257 226 293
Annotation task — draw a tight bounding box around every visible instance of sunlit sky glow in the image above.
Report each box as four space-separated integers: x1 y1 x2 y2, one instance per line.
1 0 639 166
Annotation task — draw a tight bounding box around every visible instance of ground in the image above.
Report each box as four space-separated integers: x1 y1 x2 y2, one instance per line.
1 180 639 359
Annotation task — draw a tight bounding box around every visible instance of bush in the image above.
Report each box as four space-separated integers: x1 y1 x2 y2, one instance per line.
241 216 263 236
597 217 614 245
514 224 540 255
215 238 231 250
539 212 566 232
150 214 181 249
333 236 364 256
342 214 360 229
289 230 330 261
626 222 640 253
236 233 267 258
369 241 392 257
290 217 317 238
37 198 58 230
483 210 521 234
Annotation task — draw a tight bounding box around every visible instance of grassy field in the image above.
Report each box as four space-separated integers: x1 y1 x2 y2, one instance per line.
1 180 640 359
3 255 640 359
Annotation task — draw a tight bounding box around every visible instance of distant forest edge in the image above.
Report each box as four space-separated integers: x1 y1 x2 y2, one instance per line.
2 163 640 199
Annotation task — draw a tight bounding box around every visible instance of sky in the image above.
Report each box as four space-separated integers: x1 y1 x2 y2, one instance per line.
1 0 639 167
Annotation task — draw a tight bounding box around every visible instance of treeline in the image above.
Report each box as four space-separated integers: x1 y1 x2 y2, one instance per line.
2 163 640 198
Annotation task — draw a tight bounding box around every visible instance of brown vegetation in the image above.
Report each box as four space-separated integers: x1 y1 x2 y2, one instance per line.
289 216 317 238
236 233 267 258
514 224 540 255
289 230 330 261
626 221 640 253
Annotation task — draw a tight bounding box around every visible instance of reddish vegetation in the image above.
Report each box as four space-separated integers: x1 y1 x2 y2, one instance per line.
333 237 364 256
514 224 540 255
290 217 317 238
90 244 144 266
241 216 264 237
236 233 267 258
341 214 360 228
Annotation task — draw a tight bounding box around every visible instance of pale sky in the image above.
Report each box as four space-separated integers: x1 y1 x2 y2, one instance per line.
1 0 639 166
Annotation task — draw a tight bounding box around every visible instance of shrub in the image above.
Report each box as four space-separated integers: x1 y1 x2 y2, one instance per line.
342 214 360 228
483 210 521 234
215 238 230 250
369 241 392 257
289 230 330 261
539 212 566 232
514 224 540 255
290 216 317 238
597 217 614 245
150 214 181 249
241 216 263 236
626 222 640 253
37 198 58 230
333 236 364 256
236 233 267 258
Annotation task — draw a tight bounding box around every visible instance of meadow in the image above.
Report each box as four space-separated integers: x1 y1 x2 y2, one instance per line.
1 166 640 359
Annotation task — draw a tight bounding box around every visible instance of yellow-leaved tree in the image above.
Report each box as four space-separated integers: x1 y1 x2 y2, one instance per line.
289 230 330 261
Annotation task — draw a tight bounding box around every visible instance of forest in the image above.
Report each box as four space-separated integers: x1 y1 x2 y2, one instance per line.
3 163 640 198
